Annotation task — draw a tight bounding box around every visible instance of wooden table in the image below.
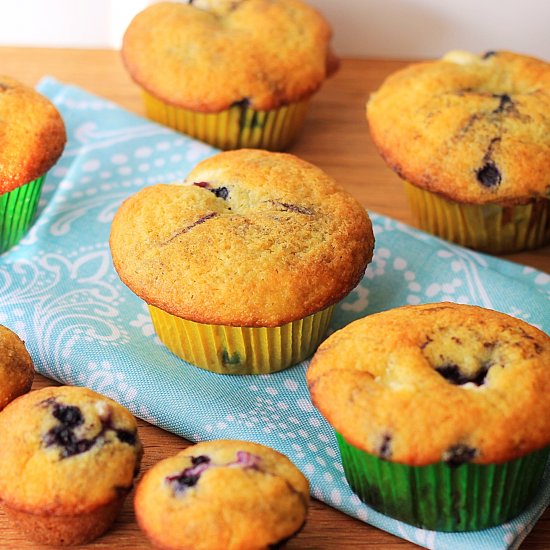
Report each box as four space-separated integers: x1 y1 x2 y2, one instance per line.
0 47 548 549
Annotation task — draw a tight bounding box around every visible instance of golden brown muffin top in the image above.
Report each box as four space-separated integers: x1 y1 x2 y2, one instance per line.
0 76 66 194
110 149 374 327
307 302 550 466
0 325 34 411
135 439 309 550
0 386 142 515
367 51 550 205
121 0 338 112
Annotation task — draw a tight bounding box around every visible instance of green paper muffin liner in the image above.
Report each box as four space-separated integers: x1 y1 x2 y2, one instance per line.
336 433 550 532
142 90 310 151
0 175 45 254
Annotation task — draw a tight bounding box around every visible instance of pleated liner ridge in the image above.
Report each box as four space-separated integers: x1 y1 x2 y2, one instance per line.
405 181 550 254
336 433 550 532
148 304 335 375
142 90 310 151
0 175 45 254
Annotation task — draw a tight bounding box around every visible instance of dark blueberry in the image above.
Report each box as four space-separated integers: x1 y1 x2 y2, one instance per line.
44 424 95 458
221 349 241 365
193 182 230 200
482 51 497 59
476 162 502 188
451 336 462 345
435 364 469 385
233 98 251 109
212 186 229 200
116 429 137 445
470 363 490 386
167 457 212 493
52 404 84 428
379 434 392 459
435 363 489 386
191 455 211 466
443 444 477 467
493 93 514 113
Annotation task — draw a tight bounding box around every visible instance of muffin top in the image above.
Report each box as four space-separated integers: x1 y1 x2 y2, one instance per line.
0 386 142 514
307 302 550 466
122 0 338 112
0 76 66 194
135 439 309 550
0 324 34 411
110 149 374 327
367 51 550 205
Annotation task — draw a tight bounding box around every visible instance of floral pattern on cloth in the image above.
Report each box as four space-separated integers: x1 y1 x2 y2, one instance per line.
0 78 549 550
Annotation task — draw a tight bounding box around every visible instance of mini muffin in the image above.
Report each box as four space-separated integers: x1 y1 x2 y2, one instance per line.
0 324 34 410
367 50 550 253
122 0 338 151
0 386 143 545
307 302 550 531
135 439 309 550
0 76 66 254
110 149 373 374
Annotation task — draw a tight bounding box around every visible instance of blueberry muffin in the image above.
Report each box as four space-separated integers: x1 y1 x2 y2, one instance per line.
307 302 550 531
0 386 142 545
367 50 550 253
0 324 34 410
135 439 309 550
110 149 374 374
122 0 338 150
0 76 66 253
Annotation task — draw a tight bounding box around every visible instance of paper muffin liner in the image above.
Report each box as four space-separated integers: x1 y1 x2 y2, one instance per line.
404 182 550 254
148 304 334 375
0 175 45 254
142 90 310 151
336 433 550 532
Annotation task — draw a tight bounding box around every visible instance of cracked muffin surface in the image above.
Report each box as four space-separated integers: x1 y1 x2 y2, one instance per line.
0 324 34 411
0 386 142 545
307 302 550 466
135 439 309 550
109 149 374 327
367 50 550 205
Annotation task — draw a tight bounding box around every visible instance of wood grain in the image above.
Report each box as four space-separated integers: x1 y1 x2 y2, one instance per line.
0 47 548 549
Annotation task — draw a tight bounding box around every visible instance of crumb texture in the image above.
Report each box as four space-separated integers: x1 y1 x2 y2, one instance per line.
110 149 374 326
135 439 309 550
122 0 337 111
307 302 550 465
0 76 66 193
367 51 550 204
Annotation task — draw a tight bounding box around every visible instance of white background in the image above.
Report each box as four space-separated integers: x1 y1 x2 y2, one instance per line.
0 0 549 59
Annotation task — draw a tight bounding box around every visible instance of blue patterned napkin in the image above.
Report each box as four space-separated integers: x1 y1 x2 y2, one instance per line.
1 77 549 550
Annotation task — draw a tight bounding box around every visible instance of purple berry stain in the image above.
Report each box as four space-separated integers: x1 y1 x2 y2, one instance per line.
43 400 138 459
228 451 262 470
166 452 262 495
167 455 212 492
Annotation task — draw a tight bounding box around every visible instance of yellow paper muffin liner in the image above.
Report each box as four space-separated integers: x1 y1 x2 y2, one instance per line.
148 305 335 375
142 90 310 151
405 182 550 254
